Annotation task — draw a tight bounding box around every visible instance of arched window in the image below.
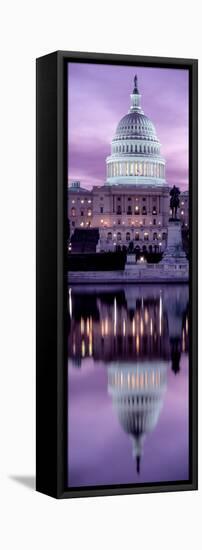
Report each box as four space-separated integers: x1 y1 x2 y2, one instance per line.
162 232 166 240
117 232 122 241
126 232 131 241
135 232 139 241
153 232 158 240
107 232 112 241
71 207 76 217
144 233 149 241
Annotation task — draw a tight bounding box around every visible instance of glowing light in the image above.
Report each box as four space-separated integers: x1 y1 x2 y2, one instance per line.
123 319 126 336
86 318 90 336
114 297 117 336
80 317 85 335
150 318 153 336
101 320 105 338
132 318 136 336
81 199 84 204
159 295 162 336
186 317 188 334
69 288 72 318
80 222 84 227
144 308 149 324
136 334 140 354
81 339 85 357
105 317 108 336
140 318 144 336
89 336 93 356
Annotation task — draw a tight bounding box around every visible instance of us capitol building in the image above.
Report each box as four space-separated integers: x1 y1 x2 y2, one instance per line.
68 76 188 254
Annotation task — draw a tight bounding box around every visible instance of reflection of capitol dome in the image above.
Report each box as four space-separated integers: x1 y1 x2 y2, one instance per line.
108 362 167 473
106 75 166 186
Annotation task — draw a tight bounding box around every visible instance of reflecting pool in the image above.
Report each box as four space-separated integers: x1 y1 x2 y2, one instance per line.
67 284 189 487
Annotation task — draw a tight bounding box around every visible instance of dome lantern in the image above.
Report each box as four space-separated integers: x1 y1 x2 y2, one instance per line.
130 75 143 114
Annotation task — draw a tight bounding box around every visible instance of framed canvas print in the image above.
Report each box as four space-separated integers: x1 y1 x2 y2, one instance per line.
36 51 198 499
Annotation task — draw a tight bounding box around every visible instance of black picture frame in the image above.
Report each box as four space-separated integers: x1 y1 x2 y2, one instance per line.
36 50 198 499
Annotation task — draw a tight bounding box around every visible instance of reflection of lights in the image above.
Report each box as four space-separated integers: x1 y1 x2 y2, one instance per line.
182 329 185 352
144 308 149 324
132 318 136 336
80 317 85 335
81 339 85 357
140 256 144 262
181 210 184 215
69 288 72 318
140 318 144 336
150 318 153 336
105 317 108 336
159 295 162 336
136 334 140 353
101 320 105 337
186 317 188 334
89 335 93 356
86 318 90 336
114 297 117 336
123 319 126 337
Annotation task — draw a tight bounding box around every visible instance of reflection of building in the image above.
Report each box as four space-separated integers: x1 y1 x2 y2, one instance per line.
68 76 189 254
108 362 167 472
68 285 189 369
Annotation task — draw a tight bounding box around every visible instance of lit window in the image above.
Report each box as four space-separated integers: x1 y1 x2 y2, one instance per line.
88 210 92 217
81 199 84 204
88 199 92 204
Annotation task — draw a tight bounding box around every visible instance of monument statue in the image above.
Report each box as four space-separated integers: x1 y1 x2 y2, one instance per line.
170 185 180 220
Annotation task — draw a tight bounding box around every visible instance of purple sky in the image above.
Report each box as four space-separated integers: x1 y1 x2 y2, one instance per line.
68 63 189 191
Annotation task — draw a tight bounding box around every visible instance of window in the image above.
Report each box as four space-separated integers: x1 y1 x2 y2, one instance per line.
107 232 112 241
80 210 84 216
127 206 132 215
135 232 139 241
117 206 122 214
162 232 166 240
142 206 147 215
126 232 131 241
128 197 131 201
71 207 76 217
72 221 75 227
88 209 92 217
117 232 122 241
144 233 149 241
153 219 156 225
100 206 103 213
135 206 139 215
153 232 158 240
152 207 157 215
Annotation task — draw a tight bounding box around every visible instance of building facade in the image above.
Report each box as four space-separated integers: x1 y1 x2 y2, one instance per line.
68 76 188 253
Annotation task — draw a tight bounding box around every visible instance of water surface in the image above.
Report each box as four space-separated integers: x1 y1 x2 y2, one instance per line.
68 284 189 487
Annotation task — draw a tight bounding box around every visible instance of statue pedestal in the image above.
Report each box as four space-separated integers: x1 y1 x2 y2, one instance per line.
161 220 188 270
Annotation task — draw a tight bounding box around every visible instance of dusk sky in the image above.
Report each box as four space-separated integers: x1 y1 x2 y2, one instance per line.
68 63 189 191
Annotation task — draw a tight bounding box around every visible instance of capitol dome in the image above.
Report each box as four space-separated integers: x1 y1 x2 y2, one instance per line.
108 361 167 473
106 75 166 186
